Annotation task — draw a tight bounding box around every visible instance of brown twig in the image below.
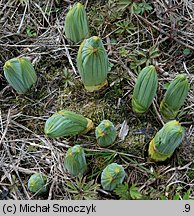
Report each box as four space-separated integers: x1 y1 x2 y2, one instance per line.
137 14 194 51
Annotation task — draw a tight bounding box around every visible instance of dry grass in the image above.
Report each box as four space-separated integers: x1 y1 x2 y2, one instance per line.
0 0 193 200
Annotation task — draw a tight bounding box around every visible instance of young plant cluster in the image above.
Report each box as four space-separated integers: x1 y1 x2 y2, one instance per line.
2 2 190 196
132 65 189 162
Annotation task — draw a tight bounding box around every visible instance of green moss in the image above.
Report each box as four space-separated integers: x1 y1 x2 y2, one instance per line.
118 123 152 157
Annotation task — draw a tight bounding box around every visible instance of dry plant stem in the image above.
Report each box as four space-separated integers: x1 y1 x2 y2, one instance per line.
137 15 194 51
0 44 70 48
0 109 11 148
2 139 31 199
11 120 52 149
85 0 89 8
61 38 78 75
3 164 37 174
1 166 19 199
48 176 57 200
138 178 156 192
167 180 194 188
33 2 51 27
152 100 164 126
163 161 193 175
119 58 136 82
85 148 144 160
17 3 28 33
56 18 77 75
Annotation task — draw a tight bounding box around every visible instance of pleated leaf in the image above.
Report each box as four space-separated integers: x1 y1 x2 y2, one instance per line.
28 173 48 194
101 163 126 191
64 145 87 176
44 110 93 138
132 65 158 113
148 120 185 162
160 75 189 120
95 120 117 147
77 36 108 92
3 57 37 94
64 3 89 43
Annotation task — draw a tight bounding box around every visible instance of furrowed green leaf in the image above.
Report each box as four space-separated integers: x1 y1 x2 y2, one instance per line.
77 36 108 92
20 57 37 89
64 145 87 176
64 3 89 43
132 65 158 113
28 173 48 195
160 75 189 120
148 120 185 162
3 57 37 94
101 163 126 191
95 120 117 147
44 110 94 138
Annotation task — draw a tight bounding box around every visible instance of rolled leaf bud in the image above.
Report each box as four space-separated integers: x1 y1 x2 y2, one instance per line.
132 65 158 114
28 173 48 194
101 163 126 191
77 36 108 92
44 110 94 138
64 2 89 43
160 75 189 120
148 120 185 162
3 57 37 94
95 120 117 147
64 145 87 176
